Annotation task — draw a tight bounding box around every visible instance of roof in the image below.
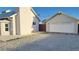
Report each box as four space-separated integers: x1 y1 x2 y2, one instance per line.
31 8 40 21
43 12 79 23
0 18 9 20
0 11 16 19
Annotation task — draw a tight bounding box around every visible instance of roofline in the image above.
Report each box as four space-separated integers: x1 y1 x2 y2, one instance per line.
43 13 58 23
31 7 40 21
10 13 17 17
43 12 79 23
0 17 12 21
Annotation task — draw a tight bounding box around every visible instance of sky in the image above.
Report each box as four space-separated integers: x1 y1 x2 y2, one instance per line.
33 7 79 21
0 7 79 21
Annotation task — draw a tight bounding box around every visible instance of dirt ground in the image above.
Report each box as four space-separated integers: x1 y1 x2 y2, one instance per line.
0 32 79 51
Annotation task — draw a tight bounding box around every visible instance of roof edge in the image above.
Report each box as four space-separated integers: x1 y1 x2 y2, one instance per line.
43 12 79 23
31 8 40 21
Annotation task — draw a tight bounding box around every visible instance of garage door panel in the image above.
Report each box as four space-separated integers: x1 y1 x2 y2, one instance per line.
49 23 75 33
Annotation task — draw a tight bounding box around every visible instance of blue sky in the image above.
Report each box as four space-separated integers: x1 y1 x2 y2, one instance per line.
0 7 79 21
33 7 79 21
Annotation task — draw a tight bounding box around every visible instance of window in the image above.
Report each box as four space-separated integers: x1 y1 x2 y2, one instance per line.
5 24 9 31
5 24 8 27
33 22 36 25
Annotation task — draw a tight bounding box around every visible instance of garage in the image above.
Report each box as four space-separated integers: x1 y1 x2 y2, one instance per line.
44 12 79 34
47 23 77 33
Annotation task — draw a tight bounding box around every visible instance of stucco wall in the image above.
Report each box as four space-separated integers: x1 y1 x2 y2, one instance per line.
10 14 17 35
17 7 39 35
0 20 10 35
15 11 20 35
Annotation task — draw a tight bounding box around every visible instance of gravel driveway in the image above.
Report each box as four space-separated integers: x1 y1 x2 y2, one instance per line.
0 32 79 51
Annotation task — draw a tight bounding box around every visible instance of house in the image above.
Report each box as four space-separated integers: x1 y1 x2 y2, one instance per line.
43 12 79 34
15 7 40 35
0 7 40 36
0 10 17 35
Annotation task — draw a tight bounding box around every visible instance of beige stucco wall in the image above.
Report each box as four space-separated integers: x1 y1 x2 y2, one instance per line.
16 7 39 35
15 11 20 35
10 14 17 35
0 20 10 35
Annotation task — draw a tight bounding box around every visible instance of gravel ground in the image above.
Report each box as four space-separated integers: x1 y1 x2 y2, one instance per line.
0 32 79 51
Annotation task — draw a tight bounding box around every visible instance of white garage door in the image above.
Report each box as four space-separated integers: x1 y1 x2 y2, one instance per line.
48 23 76 33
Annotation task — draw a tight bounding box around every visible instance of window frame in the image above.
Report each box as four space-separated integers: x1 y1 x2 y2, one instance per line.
5 24 9 31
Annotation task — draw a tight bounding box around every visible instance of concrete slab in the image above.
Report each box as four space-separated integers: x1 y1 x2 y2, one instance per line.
0 32 43 42
0 35 21 42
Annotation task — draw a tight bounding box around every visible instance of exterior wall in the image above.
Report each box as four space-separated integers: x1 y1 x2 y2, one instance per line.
74 23 78 33
46 23 49 32
0 20 10 35
10 14 17 35
47 14 78 24
46 14 78 33
15 11 20 35
32 17 39 32
17 7 39 35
